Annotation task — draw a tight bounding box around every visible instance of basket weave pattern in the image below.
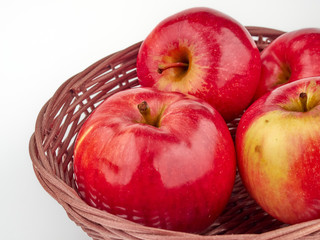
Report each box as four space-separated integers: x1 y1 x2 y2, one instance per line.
29 27 320 240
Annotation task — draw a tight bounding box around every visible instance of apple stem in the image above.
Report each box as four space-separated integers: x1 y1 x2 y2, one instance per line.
137 101 157 126
158 62 189 74
299 92 308 112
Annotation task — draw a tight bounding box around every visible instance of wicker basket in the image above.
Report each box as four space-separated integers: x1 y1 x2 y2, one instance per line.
29 26 320 240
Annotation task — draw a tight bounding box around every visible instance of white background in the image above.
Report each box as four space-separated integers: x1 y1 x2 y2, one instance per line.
1 0 320 239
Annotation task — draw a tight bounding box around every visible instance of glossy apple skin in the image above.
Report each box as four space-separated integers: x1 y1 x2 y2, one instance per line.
73 88 236 233
254 28 320 100
236 77 320 224
136 7 261 122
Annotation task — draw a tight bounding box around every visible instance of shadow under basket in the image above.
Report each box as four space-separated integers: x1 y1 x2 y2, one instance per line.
29 26 320 240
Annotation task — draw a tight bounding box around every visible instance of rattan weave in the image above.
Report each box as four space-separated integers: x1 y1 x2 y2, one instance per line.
29 26 320 240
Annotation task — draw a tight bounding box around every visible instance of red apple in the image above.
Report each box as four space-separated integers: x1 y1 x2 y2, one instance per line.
254 28 320 100
136 7 261 122
236 76 320 224
73 87 236 233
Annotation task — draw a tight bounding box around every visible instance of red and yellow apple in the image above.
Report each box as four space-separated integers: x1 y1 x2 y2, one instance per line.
236 76 320 224
73 87 236 233
254 28 320 99
136 7 261 122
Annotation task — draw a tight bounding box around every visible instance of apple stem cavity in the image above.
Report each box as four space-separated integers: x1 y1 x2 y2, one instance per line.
137 101 159 127
158 62 189 74
276 63 291 86
299 92 308 112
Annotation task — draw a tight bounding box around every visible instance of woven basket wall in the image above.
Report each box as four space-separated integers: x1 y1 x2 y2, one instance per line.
29 26 320 240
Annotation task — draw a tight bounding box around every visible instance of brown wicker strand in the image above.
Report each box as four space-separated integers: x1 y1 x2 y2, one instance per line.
256 219 320 240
